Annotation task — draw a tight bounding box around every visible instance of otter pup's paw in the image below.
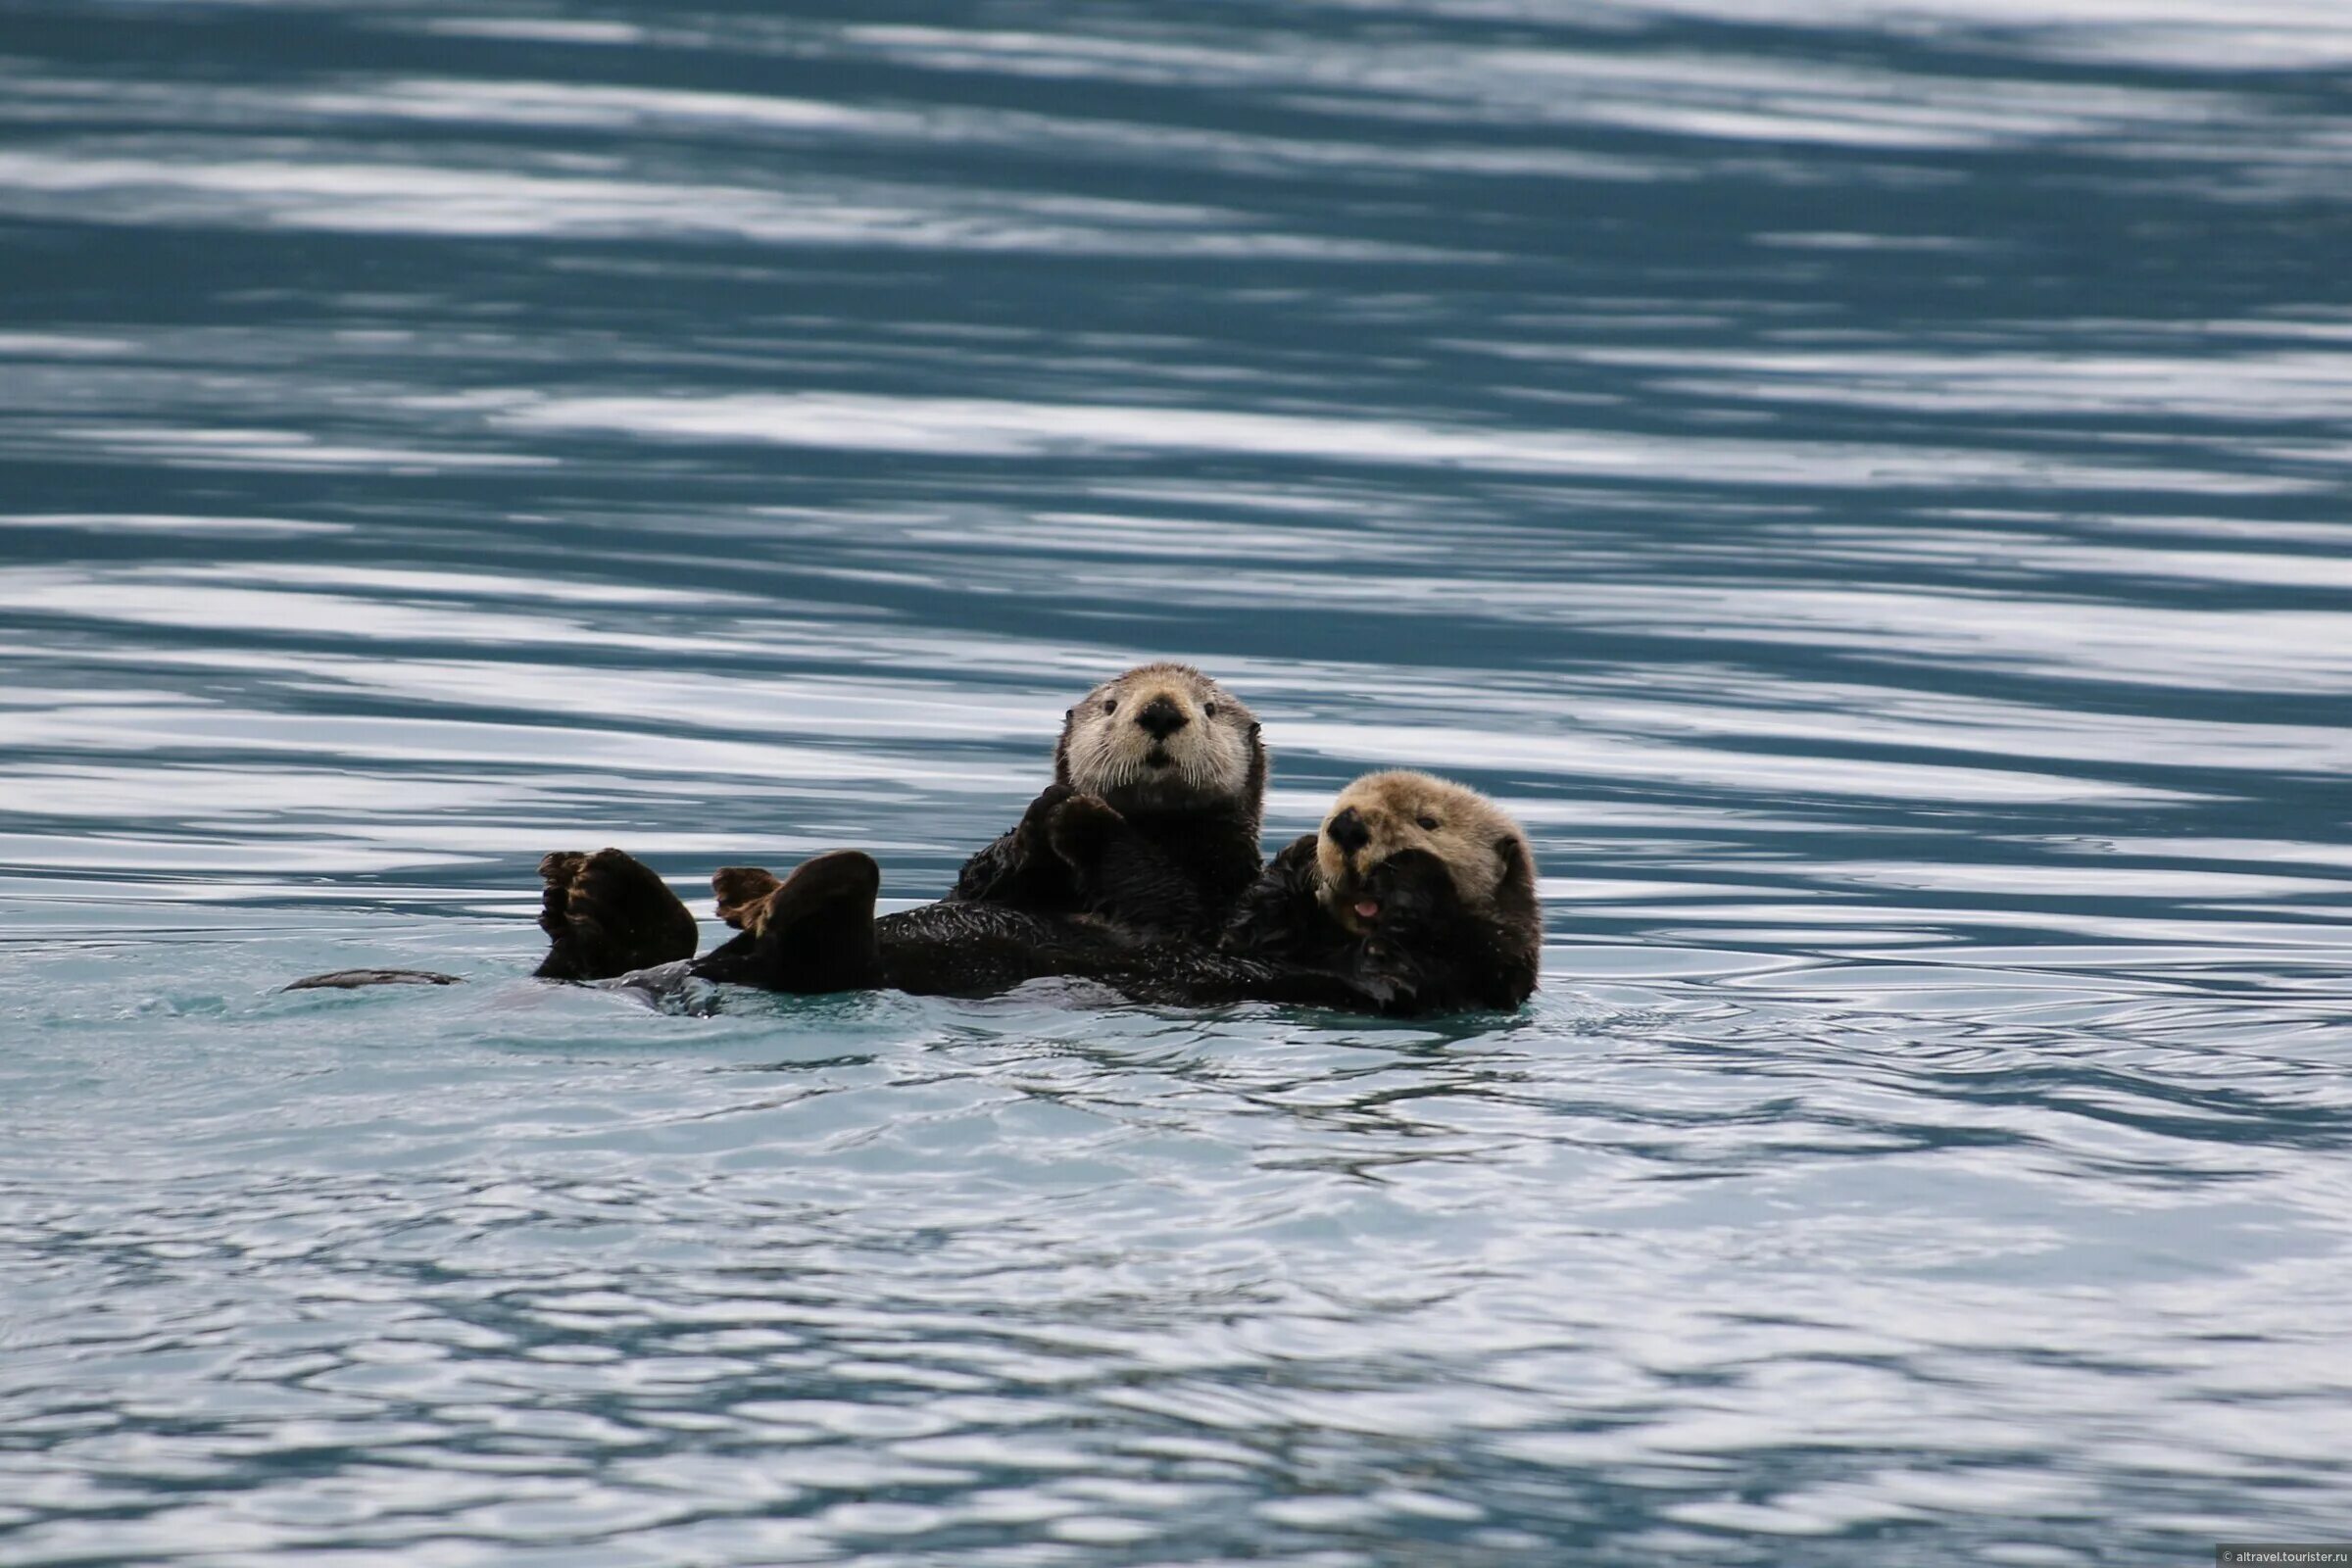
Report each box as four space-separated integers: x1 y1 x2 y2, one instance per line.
712 865 784 933
1345 850 1465 1013
1045 792 1125 871
534 847 700 981
1358 848 1463 937
1269 831 1321 873
1219 832 1324 954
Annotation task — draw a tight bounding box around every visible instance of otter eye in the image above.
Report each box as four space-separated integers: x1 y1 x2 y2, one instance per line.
1102 699 1117 714
1203 702 1218 718
1416 814 1440 831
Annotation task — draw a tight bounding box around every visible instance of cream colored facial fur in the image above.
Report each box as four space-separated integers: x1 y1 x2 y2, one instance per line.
1313 770 1534 933
1057 662 1261 816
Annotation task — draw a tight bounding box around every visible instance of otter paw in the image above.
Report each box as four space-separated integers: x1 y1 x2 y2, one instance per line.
1360 848 1462 932
1012 782 1079 846
712 865 784 932
1045 793 1125 869
1270 831 1321 872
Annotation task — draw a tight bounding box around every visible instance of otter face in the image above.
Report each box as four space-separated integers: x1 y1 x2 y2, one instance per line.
1314 770 1537 935
1054 662 1263 822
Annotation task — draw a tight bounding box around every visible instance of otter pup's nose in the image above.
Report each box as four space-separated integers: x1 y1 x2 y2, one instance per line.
1327 807 1371 856
1135 695 1189 739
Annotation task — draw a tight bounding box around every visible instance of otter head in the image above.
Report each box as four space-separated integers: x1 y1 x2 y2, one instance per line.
1314 770 1538 936
1054 662 1264 825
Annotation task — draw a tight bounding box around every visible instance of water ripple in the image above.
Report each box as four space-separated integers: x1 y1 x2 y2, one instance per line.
4 0 2351 1562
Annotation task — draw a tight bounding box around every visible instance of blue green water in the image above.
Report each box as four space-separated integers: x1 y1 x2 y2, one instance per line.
5 1 2352 1561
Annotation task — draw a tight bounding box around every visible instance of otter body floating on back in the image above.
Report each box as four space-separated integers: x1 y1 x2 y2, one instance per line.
514 662 1263 985
284 662 1267 998
547 770 1540 1016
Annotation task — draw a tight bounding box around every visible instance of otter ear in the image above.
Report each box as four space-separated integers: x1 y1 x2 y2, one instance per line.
1248 720 1261 740
1064 707 1074 719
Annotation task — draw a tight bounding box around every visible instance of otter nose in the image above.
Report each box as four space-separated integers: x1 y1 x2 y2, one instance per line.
1134 695 1189 740
1327 807 1371 856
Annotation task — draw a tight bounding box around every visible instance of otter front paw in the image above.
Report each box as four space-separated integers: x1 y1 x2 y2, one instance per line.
1360 848 1463 937
712 865 784 933
1269 831 1321 873
1012 782 1078 849
1045 792 1124 871
1340 850 1463 1012
1219 833 1327 955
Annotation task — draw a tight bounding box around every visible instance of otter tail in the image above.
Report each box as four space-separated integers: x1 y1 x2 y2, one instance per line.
282 967 463 992
692 851 887 994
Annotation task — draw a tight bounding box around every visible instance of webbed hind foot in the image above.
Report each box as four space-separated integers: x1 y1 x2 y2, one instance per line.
535 848 701 981
691 850 886 993
712 865 784 931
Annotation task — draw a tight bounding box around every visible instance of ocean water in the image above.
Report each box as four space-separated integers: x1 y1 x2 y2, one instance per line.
5 0 2351 1561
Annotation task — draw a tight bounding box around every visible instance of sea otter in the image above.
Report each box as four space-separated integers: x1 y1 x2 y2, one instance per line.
521 662 1263 985
535 771 1539 1016
290 662 1269 997
1220 770 1542 1014
946 662 1266 941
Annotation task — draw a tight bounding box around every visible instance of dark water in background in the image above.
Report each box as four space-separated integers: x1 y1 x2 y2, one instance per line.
4 0 2352 1560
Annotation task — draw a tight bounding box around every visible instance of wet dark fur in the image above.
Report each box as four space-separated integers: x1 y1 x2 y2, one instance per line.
539 843 1525 1017
945 708 1266 941
696 852 1391 1009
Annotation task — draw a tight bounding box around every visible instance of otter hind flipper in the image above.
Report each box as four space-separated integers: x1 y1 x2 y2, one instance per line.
692 850 886 994
534 847 700 981
711 865 784 930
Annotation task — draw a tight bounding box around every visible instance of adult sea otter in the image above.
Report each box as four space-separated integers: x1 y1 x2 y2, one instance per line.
295 662 1270 991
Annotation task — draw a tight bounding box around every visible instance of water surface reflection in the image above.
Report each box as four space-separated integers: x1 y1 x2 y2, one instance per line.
3 0 2350 1562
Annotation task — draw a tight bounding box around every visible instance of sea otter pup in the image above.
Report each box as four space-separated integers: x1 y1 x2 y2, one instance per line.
544 771 1539 1016
947 662 1265 941
1220 770 1542 1013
